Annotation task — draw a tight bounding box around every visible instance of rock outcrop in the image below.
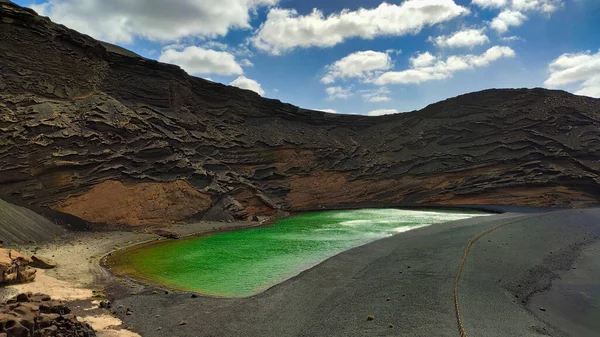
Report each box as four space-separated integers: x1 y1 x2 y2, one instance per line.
0 1 599 226
0 248 36 285
0 292 96 336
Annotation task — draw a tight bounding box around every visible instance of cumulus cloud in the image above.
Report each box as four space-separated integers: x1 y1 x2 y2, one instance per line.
321 51 393 84
544 50 600 98
490 10 527 33
367 109 401 116
410 52 437 68
471 0 563 34
429 28 489 48
471 0 508 8
360 87 392 102
374 46 516 85
472 0 561 12
158 46 244 76
326 86 354 100
230 76 265 96
252 0 469 55
31 0 278 44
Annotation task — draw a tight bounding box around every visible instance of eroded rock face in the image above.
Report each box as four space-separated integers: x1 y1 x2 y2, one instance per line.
56 180 212 226
0 248 36 285
0 292 96 337
0 1 599 226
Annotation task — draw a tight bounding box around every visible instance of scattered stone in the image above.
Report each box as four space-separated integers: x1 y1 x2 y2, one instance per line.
389 323 394 328
0 293 95 336
540 307 546 312
179 320 188 325
366 315 374 321
191 294 198 298
386 298 391 301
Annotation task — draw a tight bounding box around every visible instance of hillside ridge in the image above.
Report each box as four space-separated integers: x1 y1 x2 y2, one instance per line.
1 0 599 226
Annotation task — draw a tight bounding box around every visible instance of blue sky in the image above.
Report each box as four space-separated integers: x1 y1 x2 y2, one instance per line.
17 0 600 115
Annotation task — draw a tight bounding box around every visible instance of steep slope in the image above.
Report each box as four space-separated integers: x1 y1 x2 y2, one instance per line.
1 1 599 226
0 198 66 244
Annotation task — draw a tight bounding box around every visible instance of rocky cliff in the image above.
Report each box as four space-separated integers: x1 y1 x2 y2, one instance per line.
1 1 599 226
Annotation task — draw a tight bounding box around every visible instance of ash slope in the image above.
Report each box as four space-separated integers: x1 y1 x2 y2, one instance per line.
1 0 600 226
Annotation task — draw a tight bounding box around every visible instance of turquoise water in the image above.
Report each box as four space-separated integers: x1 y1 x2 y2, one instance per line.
110 209 486 297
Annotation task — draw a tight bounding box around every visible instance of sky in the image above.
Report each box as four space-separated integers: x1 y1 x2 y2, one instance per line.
16 0 600 116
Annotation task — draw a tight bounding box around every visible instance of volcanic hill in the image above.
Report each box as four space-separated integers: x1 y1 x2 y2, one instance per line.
1 0 599 227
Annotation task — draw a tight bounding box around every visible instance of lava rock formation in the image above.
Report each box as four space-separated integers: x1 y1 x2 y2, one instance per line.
1 1 599 226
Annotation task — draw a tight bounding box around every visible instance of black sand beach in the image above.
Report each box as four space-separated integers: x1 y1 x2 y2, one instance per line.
110 208 600 337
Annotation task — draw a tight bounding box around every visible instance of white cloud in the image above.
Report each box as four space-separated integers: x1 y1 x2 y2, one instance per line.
316 108 339 114
472 0 563 34
360 87 392 102
511 0 561 12
501 35 522 41
544 50 600 98
375 46 516 85
240 59 254 67
471 0 508 8
472 0 561 12
410 52 437 68
429 28 489 48
252 0 469 55
31 0 278 44
367 109 401 116
230 76 265 96
326 86 354 100
490 10 527 33
322 51 393 84
158 46 243 76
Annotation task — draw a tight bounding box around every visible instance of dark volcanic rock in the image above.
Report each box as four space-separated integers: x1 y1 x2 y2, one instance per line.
0 292 96 336
152 229 180 240
0 1 599 226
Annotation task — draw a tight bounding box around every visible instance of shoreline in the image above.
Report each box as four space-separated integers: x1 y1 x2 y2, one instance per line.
101 207 496 297
0 219 259 337
110 208 600 337
3 205 596 336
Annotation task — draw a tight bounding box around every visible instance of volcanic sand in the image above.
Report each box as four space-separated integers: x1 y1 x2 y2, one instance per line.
108 208 600 337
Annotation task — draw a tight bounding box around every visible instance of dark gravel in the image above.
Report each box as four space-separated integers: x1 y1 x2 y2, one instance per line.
113 208 600 337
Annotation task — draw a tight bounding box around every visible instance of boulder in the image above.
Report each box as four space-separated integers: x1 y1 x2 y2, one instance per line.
0 293 96 336
30 255 57 269
0 249 36 285
153 229 180 239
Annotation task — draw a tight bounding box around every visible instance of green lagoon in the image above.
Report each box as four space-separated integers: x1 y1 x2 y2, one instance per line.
109 209 486 297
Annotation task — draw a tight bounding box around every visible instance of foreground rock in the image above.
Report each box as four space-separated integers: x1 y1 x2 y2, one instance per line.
0 1 599 227
0 248 36 285
152 229 180 240
0 292 96 336
29 256 57 269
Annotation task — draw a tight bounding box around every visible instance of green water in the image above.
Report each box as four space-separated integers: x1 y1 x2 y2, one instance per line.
111 209 486 297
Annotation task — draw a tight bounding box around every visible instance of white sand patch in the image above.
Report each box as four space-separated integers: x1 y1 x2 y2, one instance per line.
7 269 93 300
